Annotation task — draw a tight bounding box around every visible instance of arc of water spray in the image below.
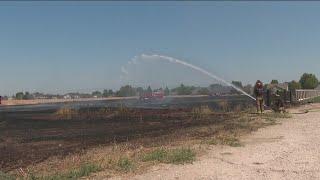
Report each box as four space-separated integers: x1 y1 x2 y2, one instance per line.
140 54 256 101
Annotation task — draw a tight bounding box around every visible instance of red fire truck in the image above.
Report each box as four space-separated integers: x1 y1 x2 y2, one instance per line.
139 91 164 101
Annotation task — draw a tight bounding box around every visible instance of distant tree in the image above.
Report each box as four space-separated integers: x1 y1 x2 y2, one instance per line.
299 73 319 89
103 89 110 97
92 91 102 98
174 84 193 95
231 81 243 88
146 86 152 93
243 84 253 95
198 87 210 95
108 89 114 96
23 92 34 100
288 80 302 91
15 92 24 100
164 86 170 96
116 85 136 97
231 81 243 94
270 80 279 84
136 87 144 96
102 89 114 97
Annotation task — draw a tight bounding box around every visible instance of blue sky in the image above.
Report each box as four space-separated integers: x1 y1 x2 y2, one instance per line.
0 1 320 95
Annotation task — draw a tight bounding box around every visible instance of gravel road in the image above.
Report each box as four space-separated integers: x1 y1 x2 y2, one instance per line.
130 104 320 180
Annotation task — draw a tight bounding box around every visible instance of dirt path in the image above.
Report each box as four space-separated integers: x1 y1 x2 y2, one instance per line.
128 104 320 180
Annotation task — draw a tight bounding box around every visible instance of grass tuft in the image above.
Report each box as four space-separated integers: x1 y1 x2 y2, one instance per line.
0 171 15 180
207 136 242 147
36 163 101 180
142 147 196 164
117 157 135 172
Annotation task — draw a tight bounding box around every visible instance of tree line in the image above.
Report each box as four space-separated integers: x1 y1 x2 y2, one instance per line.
6 72 319 100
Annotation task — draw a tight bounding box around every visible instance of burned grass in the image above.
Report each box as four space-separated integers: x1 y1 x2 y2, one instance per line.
0 103 288 179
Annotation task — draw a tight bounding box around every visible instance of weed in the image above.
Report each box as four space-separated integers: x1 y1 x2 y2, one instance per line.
207 136 242 147
0 171 15 180
116 106 131 121
37 163 101 180
168 148 196 164
218 100 229 112
117 157 134 172
142 148 167 162
142 147 195 164
191 106 213 119
56 107 78 120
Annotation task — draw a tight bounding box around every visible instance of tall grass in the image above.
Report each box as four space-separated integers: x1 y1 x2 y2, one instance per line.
191 106 213 119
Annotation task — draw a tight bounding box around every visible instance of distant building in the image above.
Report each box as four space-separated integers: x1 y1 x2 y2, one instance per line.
316 85 320 90
63 94 71 99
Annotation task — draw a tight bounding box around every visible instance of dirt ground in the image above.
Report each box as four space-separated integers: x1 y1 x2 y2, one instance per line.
125 104 320 180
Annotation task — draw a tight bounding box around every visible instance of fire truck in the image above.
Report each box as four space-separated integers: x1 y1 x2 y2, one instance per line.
139 90 164 101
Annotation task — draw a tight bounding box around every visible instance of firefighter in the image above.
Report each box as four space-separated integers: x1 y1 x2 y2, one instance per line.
272 90 285 113
254 80 264 113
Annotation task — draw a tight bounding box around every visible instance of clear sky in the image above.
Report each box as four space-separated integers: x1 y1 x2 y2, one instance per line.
1 1 320 95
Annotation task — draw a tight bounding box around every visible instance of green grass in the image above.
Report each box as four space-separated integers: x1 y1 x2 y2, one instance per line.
117 157 135 172
0 171 15 180
308 96 320 103
142 147 196 165
35 163 101 180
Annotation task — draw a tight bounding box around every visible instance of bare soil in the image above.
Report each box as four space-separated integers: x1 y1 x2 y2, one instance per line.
129 104 320 180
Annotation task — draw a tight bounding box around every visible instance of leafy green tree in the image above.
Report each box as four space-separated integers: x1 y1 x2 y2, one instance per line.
299 73 319 89
103 89 114 97
23 92 34 100
108 89 114 96
15 92 24 100
270 80 279 84
135 87 144 96
116 85 136 97
164 86 170 96
92 91 102 98
288 80 302 91
231 81 243 94
146 86 152 93
174 84 193 95
198 87 210 95
243 84 253 95
231 81 243 88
